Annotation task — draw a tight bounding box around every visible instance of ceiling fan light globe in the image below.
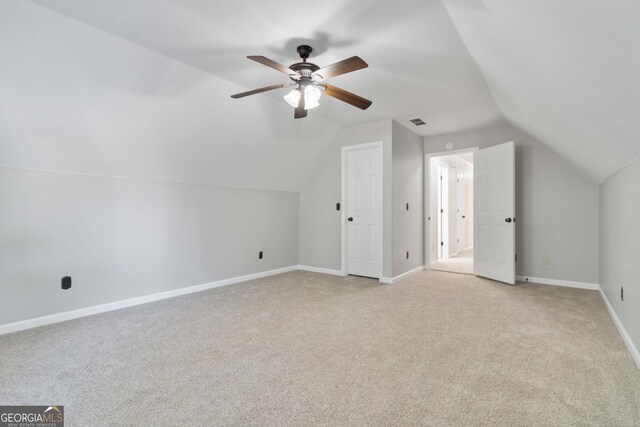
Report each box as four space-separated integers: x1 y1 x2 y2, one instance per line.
304 99 320 110
284 88 300 108
305 85 321 101
303 85 321 110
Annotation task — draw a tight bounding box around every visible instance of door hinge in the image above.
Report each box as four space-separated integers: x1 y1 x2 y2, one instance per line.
441 242 444 246
440 209 444 213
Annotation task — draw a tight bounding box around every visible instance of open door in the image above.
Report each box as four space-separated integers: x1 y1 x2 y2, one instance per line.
474 141 515 284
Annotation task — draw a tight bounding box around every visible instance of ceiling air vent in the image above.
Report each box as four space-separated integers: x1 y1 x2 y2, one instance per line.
410 118 427 126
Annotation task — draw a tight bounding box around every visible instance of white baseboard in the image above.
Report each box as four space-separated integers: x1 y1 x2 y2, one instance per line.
380 265 425 284
516 275 599 290
297 265 345 276
598 286 640 371
0 265 298 336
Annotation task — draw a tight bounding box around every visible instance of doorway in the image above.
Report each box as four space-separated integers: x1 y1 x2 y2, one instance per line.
427 150 474 275
342 142 383 279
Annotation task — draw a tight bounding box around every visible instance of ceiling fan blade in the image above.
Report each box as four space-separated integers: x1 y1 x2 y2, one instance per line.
311 56 368 81
230 83 291 99
294 89 307 119
321 84 372 110
247 56 300 79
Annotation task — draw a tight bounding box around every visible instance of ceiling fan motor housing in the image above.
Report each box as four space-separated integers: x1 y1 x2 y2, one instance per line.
289 62 320 79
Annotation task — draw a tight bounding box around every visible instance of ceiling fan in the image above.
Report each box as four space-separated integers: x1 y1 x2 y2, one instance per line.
231 45 372 119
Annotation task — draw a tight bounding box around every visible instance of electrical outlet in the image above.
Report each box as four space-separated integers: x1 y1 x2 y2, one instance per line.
621 286 624 301
543 256 550 265
259 251 263 260
61 276 72 290
406 251 409 259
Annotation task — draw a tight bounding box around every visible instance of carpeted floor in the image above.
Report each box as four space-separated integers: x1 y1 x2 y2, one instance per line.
1 270 639 426
431 248 474 275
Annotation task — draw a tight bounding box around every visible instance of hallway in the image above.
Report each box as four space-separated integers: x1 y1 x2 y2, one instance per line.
431 248 473 275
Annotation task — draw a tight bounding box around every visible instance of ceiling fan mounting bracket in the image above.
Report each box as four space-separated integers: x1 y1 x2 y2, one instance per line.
296 45 313 61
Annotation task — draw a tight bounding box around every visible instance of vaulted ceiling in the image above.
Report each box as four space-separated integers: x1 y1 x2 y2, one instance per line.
29 0 503 135
1 0 637 189
443 0 640 183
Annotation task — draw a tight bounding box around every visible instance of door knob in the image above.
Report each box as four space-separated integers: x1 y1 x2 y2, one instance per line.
505 218 512 223
348 217 354 222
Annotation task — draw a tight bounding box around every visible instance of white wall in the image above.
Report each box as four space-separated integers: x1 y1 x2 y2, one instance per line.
299 120 424 279
424 122 599 284
298 119 393 277
391 121 424 277
599 159 640 362
0 1 313 327
0 167 299 325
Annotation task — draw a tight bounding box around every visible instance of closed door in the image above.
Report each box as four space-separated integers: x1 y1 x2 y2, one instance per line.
474 141 515 285
346 145 382 278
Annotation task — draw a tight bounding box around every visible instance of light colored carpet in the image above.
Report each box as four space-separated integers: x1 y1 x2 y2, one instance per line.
431 248 474 274
1 270 639 426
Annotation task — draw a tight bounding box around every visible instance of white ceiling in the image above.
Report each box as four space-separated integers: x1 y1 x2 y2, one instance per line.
443 0 640 183
29 0 504 136
3 0 636 189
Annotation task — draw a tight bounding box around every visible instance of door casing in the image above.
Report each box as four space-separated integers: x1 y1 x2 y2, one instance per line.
425 147 479 267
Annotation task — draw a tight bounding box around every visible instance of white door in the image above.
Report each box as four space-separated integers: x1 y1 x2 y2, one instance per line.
346 145 382 278
456 172 466 253
474 141 515 284
437 166 449 259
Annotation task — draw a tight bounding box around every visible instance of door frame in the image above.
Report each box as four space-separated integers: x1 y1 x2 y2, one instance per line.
424 147 479 268
341 141 384 278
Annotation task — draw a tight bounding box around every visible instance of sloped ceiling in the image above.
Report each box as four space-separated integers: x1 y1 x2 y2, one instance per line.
1 0 507 191
443 0 640 183
8 0 630 189
0 1 342 192
30 0 503 136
